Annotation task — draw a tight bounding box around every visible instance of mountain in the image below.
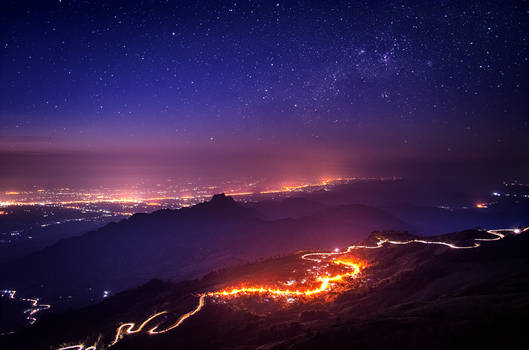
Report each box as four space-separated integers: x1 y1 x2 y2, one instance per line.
0 194 411 308
279 181 529 235
3 228 527 349
381 202 529 235
0 205 118 264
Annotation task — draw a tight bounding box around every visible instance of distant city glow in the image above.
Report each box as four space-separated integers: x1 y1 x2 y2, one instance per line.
0 177 372 208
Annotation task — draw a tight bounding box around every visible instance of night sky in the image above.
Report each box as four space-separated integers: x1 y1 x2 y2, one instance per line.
1 0 528 186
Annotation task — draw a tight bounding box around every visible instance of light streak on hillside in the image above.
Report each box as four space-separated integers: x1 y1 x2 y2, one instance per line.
55 226 525 349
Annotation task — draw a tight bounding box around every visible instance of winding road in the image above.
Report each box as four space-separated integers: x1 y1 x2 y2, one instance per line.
56 226 527 350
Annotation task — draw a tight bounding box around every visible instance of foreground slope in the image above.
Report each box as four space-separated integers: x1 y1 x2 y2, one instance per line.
3 227 527 349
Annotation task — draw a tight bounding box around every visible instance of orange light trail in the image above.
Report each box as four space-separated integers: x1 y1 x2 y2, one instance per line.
110 311 168 345
103 245 363 348
148 294 206 334
54 226 525 350
207 268 360 298
56 345 97 350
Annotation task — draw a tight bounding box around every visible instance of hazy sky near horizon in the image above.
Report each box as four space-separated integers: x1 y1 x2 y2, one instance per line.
1 0 527 186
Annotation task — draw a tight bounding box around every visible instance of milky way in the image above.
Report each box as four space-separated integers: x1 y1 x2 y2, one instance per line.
0 0 527 184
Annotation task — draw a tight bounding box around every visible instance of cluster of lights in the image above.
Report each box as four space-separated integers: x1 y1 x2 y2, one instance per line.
1 289 16 299
0 177 365 209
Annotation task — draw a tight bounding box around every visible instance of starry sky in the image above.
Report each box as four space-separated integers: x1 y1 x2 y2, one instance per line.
1 0 528 186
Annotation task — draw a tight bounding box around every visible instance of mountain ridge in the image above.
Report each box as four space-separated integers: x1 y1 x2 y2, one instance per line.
3 228 527 349
0 194 411 308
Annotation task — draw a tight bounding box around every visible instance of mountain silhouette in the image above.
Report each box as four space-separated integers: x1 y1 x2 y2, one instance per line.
0 194 411 308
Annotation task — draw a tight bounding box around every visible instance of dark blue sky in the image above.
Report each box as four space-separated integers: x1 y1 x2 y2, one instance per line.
0 0 527 186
